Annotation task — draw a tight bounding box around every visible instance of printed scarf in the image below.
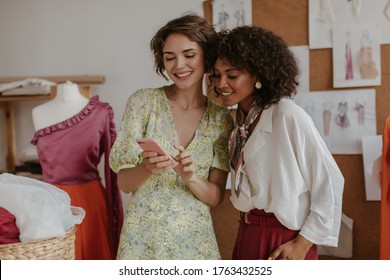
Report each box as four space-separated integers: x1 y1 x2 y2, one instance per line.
229 102 263 197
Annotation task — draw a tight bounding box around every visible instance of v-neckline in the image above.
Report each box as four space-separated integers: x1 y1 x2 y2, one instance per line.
161 87 209 150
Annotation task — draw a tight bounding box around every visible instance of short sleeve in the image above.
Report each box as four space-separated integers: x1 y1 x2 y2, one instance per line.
211 105 234 172
109 90 148 173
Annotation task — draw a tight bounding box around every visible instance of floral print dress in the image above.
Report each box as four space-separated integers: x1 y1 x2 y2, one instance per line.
109 87 233 259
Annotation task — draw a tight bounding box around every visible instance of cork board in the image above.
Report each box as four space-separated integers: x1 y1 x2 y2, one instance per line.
205 0 390 260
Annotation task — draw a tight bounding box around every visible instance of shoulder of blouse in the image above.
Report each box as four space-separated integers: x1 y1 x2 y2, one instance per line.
31 95 100 144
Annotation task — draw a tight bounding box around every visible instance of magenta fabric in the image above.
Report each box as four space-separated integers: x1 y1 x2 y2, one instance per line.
31 95 123 254
0 207 20 244
232 209 318 260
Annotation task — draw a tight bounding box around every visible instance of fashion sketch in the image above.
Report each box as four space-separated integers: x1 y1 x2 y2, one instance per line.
322 102 332 136
359 30 379 79
293 89 376 154
218 3 229 30
310 0 390 49
335 101 350 128
212 0 252 32
317 0 336 23
384 0 390 22
333 22 381 88
348 0 362 18
354 102 365 125
345 31 354 80
294 89 377 154
234 1 245 26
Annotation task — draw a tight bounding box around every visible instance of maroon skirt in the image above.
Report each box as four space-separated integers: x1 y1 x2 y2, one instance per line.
232 209 318 260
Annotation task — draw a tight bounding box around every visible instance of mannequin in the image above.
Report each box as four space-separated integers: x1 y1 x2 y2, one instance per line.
32 81 89 131
30 83 123 260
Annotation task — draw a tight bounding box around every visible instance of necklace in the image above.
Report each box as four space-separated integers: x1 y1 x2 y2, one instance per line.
169 96 207 111
166 87 207 111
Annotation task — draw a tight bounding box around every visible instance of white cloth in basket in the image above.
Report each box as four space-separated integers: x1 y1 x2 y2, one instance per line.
0 173 85 242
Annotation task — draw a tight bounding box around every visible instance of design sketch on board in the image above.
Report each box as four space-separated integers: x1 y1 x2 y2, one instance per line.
322 102 332 136
335 101 350 128
384 0 390 21
333 23 381 88
309 0 390 49
212 0 252 32
354 101 365 125
359 29 379 79
217 3 229 30
293 89 376 154
348 0 362 18
234 1 246 26
345 31 354 80
316 0 336 23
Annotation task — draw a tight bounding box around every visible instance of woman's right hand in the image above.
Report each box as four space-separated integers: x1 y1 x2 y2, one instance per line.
140 151 178 174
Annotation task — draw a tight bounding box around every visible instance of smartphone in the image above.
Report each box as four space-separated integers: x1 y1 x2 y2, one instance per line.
136 138 170 157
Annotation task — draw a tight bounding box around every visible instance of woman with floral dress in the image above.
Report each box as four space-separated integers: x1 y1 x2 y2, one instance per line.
109 13 234 260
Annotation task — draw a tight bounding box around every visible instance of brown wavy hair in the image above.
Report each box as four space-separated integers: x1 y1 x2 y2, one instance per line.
150 13 217 81
210 25 300 109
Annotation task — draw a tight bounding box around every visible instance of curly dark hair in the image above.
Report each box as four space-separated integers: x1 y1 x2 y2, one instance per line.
150 13 217 81
211 25 300 109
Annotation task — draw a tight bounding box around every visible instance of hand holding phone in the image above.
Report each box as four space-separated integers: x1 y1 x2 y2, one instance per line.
136 138 170 157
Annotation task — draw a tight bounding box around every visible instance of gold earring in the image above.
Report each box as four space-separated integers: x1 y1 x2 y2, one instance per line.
255 81 262 89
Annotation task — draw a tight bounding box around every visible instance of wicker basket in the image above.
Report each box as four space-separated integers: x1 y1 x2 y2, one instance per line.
0 226 76 260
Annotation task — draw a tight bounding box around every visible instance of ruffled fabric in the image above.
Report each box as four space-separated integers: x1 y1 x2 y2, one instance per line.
31 95 100 145
106 101 117 147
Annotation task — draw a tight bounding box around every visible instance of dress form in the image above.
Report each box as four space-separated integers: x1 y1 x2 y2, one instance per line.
32 81 89 131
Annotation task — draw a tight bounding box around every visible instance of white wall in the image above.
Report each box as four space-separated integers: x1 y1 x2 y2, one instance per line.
0 0 205 171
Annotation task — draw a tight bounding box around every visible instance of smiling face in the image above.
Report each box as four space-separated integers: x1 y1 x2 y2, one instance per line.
162 33 205 90
213 58 257 112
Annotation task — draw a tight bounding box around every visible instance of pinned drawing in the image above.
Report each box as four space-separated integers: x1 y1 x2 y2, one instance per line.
234 1 246 26
212 0 252 32
345 31 354 81
359 29 379 79
309 0 390 49
384 0 390 21
293 89 376 154
335 101 350 128
217 3 229 30
333 23 381 88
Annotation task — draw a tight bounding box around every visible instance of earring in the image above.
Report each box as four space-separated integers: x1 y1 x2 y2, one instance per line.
255 81 262 89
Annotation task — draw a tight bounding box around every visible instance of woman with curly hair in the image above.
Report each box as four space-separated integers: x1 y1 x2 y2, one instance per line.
210 26 344 260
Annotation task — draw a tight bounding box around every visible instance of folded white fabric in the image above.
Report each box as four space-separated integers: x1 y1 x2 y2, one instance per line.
0 173 85 242
0 78 56 93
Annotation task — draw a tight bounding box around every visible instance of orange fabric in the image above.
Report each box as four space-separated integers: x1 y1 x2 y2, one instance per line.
56 180 114 260
381 116 390 259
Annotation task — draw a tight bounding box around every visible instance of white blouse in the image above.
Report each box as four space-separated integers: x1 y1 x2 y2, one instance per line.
230 98 344 247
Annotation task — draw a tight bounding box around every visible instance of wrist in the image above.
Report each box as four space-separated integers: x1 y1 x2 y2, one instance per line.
184 174 198 185
296 234 313 250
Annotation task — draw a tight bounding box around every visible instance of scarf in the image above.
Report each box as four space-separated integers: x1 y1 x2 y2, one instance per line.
229 101 263 197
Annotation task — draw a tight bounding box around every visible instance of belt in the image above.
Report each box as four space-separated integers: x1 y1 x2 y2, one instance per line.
240 211 285 228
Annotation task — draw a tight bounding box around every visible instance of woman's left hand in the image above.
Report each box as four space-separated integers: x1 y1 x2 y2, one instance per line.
173 144 196 182
267 235 313 260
